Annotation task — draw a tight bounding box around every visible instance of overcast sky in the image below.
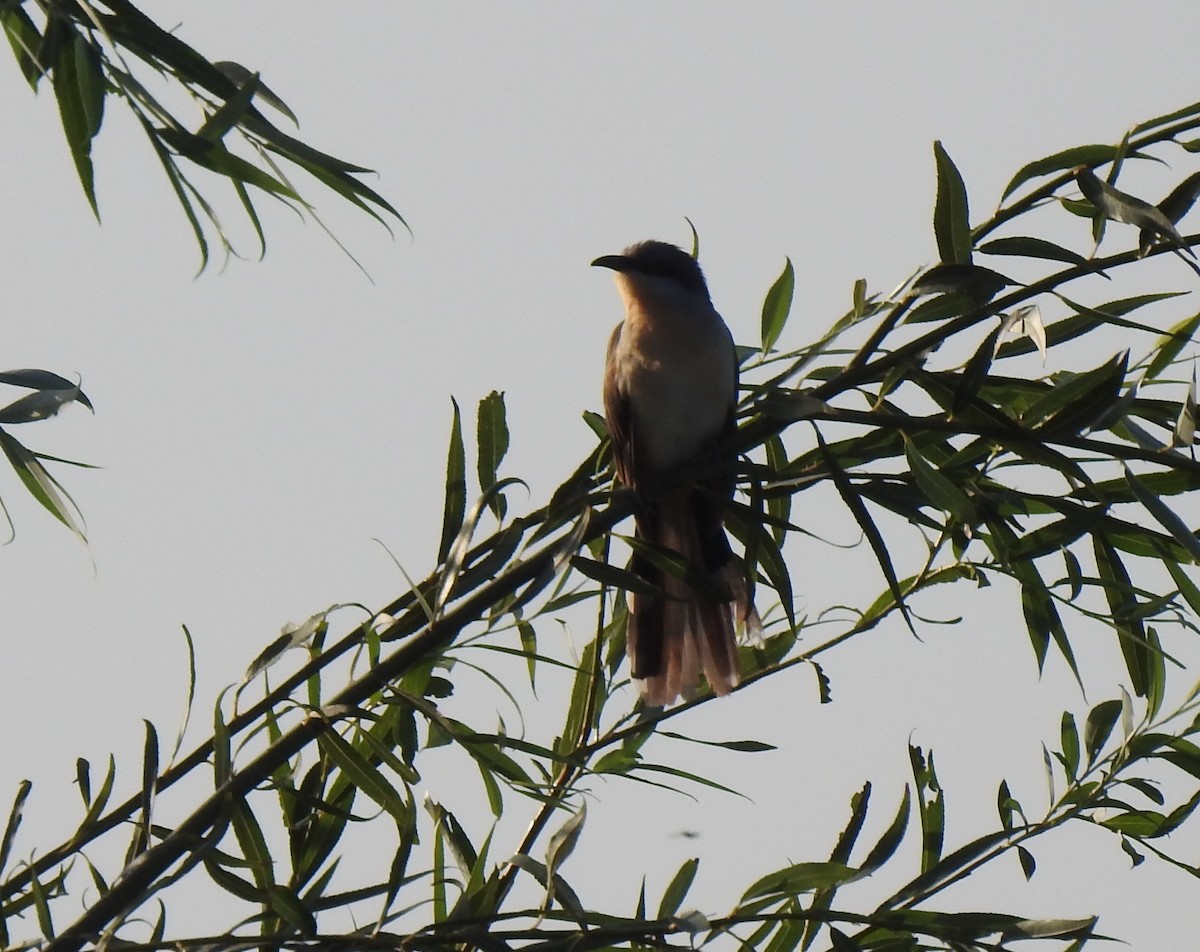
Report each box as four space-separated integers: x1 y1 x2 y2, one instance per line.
4 3 1200 946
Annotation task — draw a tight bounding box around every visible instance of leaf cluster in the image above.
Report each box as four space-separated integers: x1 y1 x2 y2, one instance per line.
11 99 1200 952
2 0 404 270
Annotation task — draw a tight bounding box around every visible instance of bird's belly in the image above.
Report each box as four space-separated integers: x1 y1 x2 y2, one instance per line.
625 348 733 473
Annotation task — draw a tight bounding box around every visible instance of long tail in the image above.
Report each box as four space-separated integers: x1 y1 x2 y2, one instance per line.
626 486 758 706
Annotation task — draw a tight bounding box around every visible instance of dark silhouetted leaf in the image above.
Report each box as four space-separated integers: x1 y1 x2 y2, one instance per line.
437 398 466 563
1093 536 1152 696
909 746 943 874
477 390 509 519
319 729 409 824
1018 846 1036 880
1023 352 1127 436
1084 699 1123 762
1060 711 1080 780
829 783 871 866
933 140 971 264
911 263 1012 303
861 787 911 873
740 862 859 902
978 235 1101 273
1140 170 1200 255
1075 167 1191 254
53 31 104 217
903 437 974 524
214 60 297 125
0 779 31 875
817 430 914 634
1175 368 1198 449
1124 466 1200 563
1001 144 1117 200
1 7 43 89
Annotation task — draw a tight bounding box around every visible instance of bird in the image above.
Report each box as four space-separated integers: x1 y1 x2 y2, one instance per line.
594 240 758 706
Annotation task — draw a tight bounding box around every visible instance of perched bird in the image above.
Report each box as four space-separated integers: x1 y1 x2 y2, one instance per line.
594 240 758 706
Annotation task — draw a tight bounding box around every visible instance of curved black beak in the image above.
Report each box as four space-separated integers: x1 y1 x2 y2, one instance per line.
590 254 631 272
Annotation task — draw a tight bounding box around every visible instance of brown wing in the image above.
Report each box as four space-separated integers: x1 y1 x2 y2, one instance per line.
603 322 636 487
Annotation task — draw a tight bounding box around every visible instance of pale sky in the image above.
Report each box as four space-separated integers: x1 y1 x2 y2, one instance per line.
3 3 1200 946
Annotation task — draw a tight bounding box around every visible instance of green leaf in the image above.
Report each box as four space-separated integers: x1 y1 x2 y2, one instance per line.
763 434 792 545
0 779 31 875
1066 290 1188 329
657 856 699 919
159 129 299 198
1018 845 1036 880
29 864 55 940
1174 371 1197 449
1022 352 1128 436
761 257 795 353
1084 699 1123 762
136 719 159 855
811 659 832 704
740 862 859 902
0 380 92 424
424 795 477 882
72 35 104 140
264 885 316 936
933 141 971 264
910 262 1011 303
1075 167 1191 253
545 801 586 883
977 235 1100 272
1 7 44 89
212 689 232 787
476 390 509 519
1017 561 1080 686
1001 144 1117 200
0 429 86 540
1124 465 1200 563
724 500 796 635
1145 312 1200 380
53 30 102 217
197 70 261 143
828 783 871 866
658 730 776 753
1160 787 1200 836
1141 170 1200 255
215 60 298 125
1060 711 1080 780
231 798 275 892
996 779 1022 832
953 325 1002 415
508 853 585 921
1133 100 1200 134
1101 811 1165 837
903 437 974 524
134 112 209 272
1093 536 1152 696
437 398 466 564
570 553 660 598
909 746 943 874
317 729 409 824
828 928 863 952
860 787 911 873
818 430 914 634
1158 169 1200 225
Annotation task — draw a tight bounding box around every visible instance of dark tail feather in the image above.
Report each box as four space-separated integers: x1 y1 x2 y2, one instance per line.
627 486 753 706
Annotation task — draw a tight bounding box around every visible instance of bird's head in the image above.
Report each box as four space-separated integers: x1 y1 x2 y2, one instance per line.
591 240 711 301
